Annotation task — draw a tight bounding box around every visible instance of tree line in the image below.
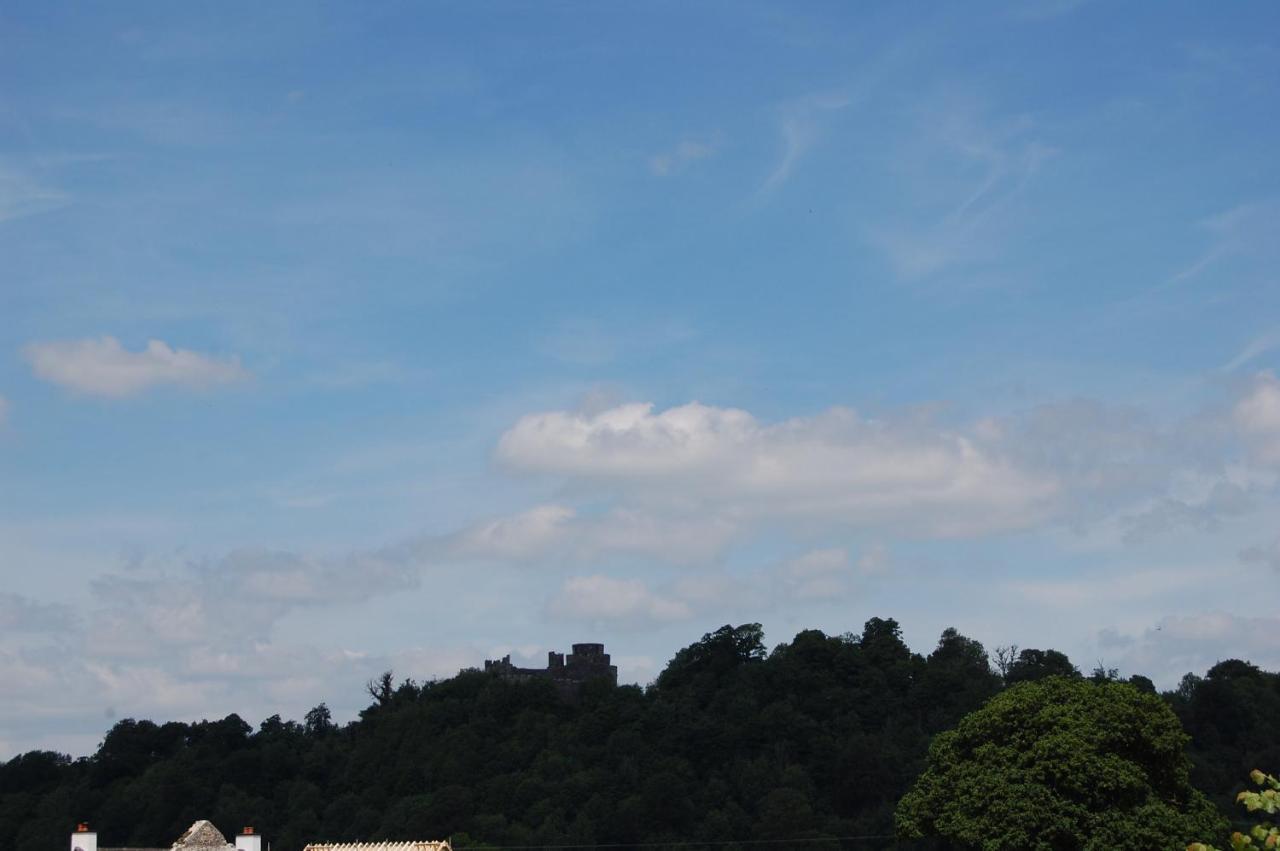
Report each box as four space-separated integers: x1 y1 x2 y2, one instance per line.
1 619 1276 851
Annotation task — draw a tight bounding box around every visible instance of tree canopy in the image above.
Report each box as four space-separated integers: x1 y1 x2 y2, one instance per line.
896 676 1227 850
0 620 1272 851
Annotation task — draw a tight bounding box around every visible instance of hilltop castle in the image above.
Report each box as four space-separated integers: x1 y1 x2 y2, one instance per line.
484 642 618 698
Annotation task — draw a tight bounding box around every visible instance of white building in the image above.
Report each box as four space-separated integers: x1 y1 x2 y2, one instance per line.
70 822 451 851
72 820 261 851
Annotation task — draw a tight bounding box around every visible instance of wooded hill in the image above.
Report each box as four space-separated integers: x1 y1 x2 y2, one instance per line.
2 620 1277 851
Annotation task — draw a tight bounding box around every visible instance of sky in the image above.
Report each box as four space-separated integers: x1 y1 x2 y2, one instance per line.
2 0 1280 758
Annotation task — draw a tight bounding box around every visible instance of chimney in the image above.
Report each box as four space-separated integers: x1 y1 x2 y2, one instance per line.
71 824 98 851
236 827 262 851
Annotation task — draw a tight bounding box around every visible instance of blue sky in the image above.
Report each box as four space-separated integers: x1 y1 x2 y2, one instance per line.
3 1 1280 756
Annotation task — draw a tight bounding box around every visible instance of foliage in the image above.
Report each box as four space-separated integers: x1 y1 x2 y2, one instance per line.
1188 769 1280 851
1004 648 1080 684
1169 661 1280 817
0 620 974 851
0 620 1272 851
895 676 1227 850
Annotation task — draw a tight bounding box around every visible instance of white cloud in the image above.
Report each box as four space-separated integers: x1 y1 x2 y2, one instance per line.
496 401 1058 538
83 542 426 665
0 536 482 757
989 398 1246 535
780 547 852 601
1239 538 1280 572
1101 612 1280 686
446 503 737 565
1119 480 1253 544
23 336 248 398
650 138 716 177
777 545 890 601
547 575 692 626
0 592 76 634
612 655 658 686
1006 566 1222 610
1235 372 1280 463
450 504 578 560
0 394 8 424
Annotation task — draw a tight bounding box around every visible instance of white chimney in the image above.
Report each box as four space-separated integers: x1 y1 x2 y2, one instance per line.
236 827 262 851
71 824 97 851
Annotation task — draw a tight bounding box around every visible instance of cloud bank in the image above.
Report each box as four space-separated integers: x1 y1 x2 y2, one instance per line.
497 401 1057 537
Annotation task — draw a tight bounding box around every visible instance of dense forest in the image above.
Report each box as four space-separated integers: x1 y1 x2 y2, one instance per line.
2 619 1277 851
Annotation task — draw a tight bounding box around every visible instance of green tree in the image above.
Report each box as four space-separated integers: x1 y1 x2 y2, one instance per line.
915 627 1002 733
303 704 335 737
1004 647 1080 684
1188 769 1279 851
654 623 766 692
896 676 1226 850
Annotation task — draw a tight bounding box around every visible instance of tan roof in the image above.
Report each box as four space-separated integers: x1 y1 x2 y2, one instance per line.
172 821 234 851
303 844 451 851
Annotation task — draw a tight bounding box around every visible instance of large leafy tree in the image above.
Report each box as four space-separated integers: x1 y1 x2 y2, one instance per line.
896 676 1226 850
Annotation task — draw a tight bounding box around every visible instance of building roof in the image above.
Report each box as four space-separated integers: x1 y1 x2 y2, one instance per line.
101 820 234 851
173 821 234 851
303 843 451 851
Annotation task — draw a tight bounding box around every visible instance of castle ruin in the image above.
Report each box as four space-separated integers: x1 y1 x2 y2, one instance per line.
484 643 618 698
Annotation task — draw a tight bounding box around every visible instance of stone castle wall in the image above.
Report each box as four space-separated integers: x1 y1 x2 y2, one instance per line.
483 642 619 693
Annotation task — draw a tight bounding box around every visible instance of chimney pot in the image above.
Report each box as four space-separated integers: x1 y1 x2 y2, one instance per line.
235 827 263 851
71 824 98 851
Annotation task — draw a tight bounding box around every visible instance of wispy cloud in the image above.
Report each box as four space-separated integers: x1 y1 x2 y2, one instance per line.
650 138 717 177
23 336 249 398
1224 327 1280 372
1164 200 1280 288
0 165 67 224
869 95 1055 281
758 92 851 197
